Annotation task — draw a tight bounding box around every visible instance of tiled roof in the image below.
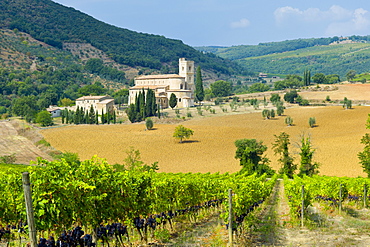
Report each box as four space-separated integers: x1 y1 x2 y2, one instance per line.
135 74 184 80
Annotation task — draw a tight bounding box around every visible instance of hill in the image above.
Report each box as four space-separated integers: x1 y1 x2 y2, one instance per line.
196 36 370 78
0 0 246 77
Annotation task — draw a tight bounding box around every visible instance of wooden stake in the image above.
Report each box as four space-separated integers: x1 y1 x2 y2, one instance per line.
301 185 304 227
228 189 233 247
364 184 367 208
22 172 37 247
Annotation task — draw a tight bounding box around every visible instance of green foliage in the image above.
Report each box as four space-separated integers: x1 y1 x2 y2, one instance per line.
346 70 356 82
341 97 352 109
0 153 16 164
35 110 53 127
298 135 319 177
203 38 370 78
195 66 204 102
276 102 285 116
270 93 281 104
262 109 271 119
173 125 194 143
274 75 303 90
285 116 293 126
169 93 177 109
0 0 244 75
234 139 274 176
359 133 370 177
308 117 316 128
272 132 296 178
248 82 270 93
303 69 311 86
126 89 157 123
210 80 232 97
312 73 327 84
145 117 154 130
284 90 299 103
78 81 107 96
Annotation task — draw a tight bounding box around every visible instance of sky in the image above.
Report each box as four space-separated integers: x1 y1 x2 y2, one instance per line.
52 0 370 47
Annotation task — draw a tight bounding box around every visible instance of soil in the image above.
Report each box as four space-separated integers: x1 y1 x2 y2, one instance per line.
251 179 370 247
0 120 52 164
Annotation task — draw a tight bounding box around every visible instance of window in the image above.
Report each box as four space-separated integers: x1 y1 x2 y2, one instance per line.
180 84 183 89
179 98 181 102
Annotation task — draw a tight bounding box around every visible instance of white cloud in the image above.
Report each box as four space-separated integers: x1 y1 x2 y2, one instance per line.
274 5 370 36
230 18 251 29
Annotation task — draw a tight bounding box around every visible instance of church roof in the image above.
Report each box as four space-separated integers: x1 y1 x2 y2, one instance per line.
76 95 112 101
135 74 184 80
130 85 168 90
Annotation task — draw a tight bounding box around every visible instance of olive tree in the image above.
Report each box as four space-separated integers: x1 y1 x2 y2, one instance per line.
173 125 194 143
234 139 275 176
272 132 296 178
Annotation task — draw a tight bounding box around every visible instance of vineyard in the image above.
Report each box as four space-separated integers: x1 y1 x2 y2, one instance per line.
0 157 277 246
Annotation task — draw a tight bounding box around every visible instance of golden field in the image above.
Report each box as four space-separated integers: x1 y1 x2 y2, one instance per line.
41 97 370 177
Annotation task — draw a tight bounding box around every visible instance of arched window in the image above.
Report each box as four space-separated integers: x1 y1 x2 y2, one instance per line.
180 84 183 89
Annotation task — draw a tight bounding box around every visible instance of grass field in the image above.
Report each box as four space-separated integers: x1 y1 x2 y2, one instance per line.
41 102 370 177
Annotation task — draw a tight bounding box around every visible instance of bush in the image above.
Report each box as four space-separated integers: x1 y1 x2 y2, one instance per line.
145 117 154 130
309 117 316 128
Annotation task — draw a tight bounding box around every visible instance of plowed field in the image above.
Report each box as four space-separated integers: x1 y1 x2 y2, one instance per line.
41 105 370 177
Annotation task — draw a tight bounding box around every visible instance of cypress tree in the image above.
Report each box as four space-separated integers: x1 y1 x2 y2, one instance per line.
146 89 152 117
101 109 105 124
74 106 80 125
151 90 157 116
95 110 99 124
89 105 95 124
61 110 65 124
113 110 116 124
107 110 111 124
157 104 161 119
195 66 204 102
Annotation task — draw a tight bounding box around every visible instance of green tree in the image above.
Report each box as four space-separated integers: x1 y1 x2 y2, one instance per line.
285 116 293 126
145 117 154 130
262 109 270 119
303 69 311 86
59 98 74 107
173 125 194 143
298 135 320 176
89 105 95 124
272 132 296 178
270 109 275 118
359 133 370 177
195 66 204 102
36 110 54 127
346 70 356 82
270 93 281 104
309 117 316 128
284 90 298 103
342 97 352 109
276 102 285 116
210 80 232 97
234 139 274 176
127 104 137 123
312 73 327 84
169 93 177 109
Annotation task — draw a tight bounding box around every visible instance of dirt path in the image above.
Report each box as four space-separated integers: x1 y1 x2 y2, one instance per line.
167 212 228 246
254 179 370 246
0 120 52 164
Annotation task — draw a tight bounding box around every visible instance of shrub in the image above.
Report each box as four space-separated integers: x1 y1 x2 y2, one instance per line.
145 117 154 130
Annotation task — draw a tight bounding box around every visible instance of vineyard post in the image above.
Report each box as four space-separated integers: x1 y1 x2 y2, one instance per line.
364 184 367 208
339 184 342 214
301 185 304 227
22 172 37 247
228 188 233 247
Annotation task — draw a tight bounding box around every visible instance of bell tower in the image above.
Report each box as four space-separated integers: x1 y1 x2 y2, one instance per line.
178 58 194 91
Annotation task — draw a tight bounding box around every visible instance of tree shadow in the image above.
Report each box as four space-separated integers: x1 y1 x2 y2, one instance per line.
181 140 200 144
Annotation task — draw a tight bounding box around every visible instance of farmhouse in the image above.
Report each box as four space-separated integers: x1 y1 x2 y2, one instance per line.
75 95 115 114
129 58 195 108
46 105 64 117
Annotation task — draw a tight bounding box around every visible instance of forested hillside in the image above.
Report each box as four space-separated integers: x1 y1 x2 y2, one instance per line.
196 36 370 77
0 0 246 75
